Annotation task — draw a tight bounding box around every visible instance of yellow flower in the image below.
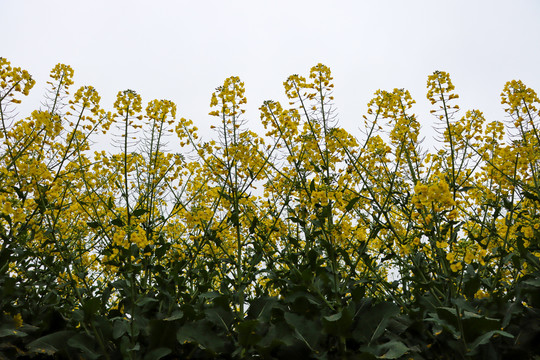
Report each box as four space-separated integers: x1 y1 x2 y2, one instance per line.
464 251 474 264
450 262 463 272
13 313 23 328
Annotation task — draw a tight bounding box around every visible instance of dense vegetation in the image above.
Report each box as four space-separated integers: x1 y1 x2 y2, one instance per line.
1 57 540 359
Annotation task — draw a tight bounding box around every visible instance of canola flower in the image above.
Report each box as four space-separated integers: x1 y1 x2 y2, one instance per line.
1 58 540 359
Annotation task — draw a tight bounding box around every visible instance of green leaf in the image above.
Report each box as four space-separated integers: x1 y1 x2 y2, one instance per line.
217 189 232 202
163 310 184 321
360 340 409 359
27 330 75 355
177 320 227 354
321 203 332 219
12 185 25 200
72 309 84 323
461 311 501 340
502 197 513 211
155 244 169 259
83 298 101 321
353 302 400 344
237 319 262 346
322 305 354 337
310 179 316 192
0 328 27 337
468 330 513 352
284 312 320 350
67 333 100 360
149 320 178 350
371 304 400 342
287 217 306 227
111 218 124 227
87 221 100 229
249 216 259 234
132 208 148 217
205 307 233 331
522 190 540 203
113 320 129 339
107 196 115 209
351 285 366 302
323 312 342 322
247 297 279 322
256 321 297 350
376 340 409 359
463 273 481 299
435 307 458 325
136 296 158 306
199 291 220 300
345 196 360 212
144 348 172 360
523 278 540 287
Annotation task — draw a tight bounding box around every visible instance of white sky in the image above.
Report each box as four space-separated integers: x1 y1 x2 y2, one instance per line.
3 0 540 152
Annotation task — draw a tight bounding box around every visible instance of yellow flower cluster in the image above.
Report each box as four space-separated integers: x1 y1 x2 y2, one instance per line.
13 313 23 328
413 176 456 212
209 76 247 117
113 89 142 118
309 63 334 95
426 70 457 105
0 57 35 102
49 63 74 87
146 99 176 124
2 57 540 312
501 80 539 118
260 100 300 140
283 74 308 100
426 70 461 125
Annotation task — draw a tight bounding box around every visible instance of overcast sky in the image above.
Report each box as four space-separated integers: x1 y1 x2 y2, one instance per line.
3 0 540 152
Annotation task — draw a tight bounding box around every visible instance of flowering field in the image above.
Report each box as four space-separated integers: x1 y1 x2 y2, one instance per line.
1 57 540 359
